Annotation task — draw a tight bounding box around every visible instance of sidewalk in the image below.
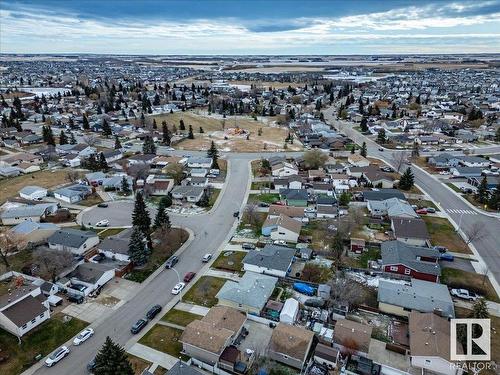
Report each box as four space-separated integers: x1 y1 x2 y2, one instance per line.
175 302 209 316
128 343 179 370
205 268 241 281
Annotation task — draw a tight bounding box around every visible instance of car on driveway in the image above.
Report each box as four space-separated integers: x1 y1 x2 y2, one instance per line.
241 243 255 250
97 203 108 208
184 272 196 282
426 207 436 213
434 246 448 253
95 219 109 227
451 288 478 301
165 256 179 269
73 328 94 345
416 208 427 215
131 318 148 334
45 346 70 367
171 282 186 295
202 253 212 262
146 305 162 320
439 253 454 261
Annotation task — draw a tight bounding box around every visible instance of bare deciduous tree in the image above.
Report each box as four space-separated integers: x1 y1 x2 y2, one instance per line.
83 134 98 147
464 222 489 244
392 151 408 173
34 248 73 282
0 231 28 269
66 170 80 183
245 204 260 226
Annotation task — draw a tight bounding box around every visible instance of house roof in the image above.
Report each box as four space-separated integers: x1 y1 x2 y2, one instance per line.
216 272 277 311
167 361 204 375
391 217 430 240
65 263 114 284
279 188 308 201
363 189 405 201
381 240 441 276
268 205 305 218
378 279 454 318
369 197 418 218
243 244 295 272
1 204 53 219
98 237 129 255
333 319 373 353
19 186 46 195
409 311 462 361
12 221 58 235
269 323 314 361
171 185 204 197
263 214 302 234
314 343 339 363
48 228 97 248
2 294 48 327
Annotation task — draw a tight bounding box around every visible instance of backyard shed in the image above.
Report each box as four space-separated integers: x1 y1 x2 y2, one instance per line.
280 298 299 324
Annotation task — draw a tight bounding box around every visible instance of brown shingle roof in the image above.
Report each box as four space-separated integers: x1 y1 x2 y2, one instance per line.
2 294 48 327
268 205 305 218
269 323 314 361
263 214 302 234
392 217 430 240
333 319 372 353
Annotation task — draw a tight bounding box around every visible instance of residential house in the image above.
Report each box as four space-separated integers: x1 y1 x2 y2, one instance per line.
59 263 115 296
348 154 370 167
362 189 405 201
216 272 277 314
458 156 490 168
2 153 43 167
190 168 208 178
0 166 21 177
268 323 314 370
19 186 48 201
145 175 175 196
85 171 107 186
102 175 134 192
391 217 430 246
367 197 418 219
261 214 302 243
243 244 295 278
274 175 303 190
381 240 441 282
167 361 205 375
171 186 205 203
409 312 464 375
427 154 460 168
268 205 305 220
333 319 373 357
180 306 246 366
313 344 339 369
53 184 92 204
186 157 212 169
279 189 308 207
128 154 156 165
0 203 57 225
189 176 209 187
468 176 499 190
0 277 50 337
450 166 483 178
362 168 396 188
11 221 58 244
98 236 130 262
102 149 123 163
272 161 298 177
48 228 99 255
378 279 455 318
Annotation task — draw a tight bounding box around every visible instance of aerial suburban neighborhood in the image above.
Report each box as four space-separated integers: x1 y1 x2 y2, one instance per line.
0 1 499 375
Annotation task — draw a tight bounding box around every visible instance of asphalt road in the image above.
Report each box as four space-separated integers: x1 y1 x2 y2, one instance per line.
31 157 251 375
323 107 500 290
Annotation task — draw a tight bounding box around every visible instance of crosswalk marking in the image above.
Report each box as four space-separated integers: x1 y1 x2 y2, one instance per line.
446 208 478 215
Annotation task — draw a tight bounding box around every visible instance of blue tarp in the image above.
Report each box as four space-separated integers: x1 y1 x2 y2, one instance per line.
293 282 316 296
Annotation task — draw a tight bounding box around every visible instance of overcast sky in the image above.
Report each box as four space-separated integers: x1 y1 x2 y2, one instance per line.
1 0 499 55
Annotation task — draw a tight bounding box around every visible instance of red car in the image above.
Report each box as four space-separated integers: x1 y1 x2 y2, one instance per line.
416 208 427 215
183 272 196 282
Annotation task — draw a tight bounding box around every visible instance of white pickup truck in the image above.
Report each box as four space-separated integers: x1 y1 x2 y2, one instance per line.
451 288 479 301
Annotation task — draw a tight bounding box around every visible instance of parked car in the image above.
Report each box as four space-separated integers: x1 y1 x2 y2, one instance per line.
165 256 179 269
67 293 84 304
73 328 94 345
378 147 384 152
439 253 454 261
95 219 109 227
273 240 287 246
171 282 186 295
426 207 436 213
241 243 256 250
146 305 162 320
304 207 316 213
131 319 148 334
258 202 270 207
87 358 96 373
451 288 478 301
202 253 212 262
93 253 105 262
45 346 70 367
439 171 449 175
183 272 196 282
416 208 427 215
433 245 448 253
97 203 108 208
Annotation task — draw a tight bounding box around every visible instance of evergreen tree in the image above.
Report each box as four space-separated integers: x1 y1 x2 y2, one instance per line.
411 141 420 158
85 154 99 171
82 114 89 130
179 119 185 131
153 198 171 229
132 191 151 243
142 136 157 155
471 298 490 319
94 336 133 375
350 145 355 154
477 176 488 204
98 152 109 171
488 187 500 210
70 132 77 145
377 128 386 144
187 125 194 139
114 135 122 149
46 126 55 146
339 192 351 206
196 190 209 207
121 176 131 195
59 130 68 145
162 121 171 145
102 119 112 136
128 226 148 265
207 141 219 169
360 142 367 157
360 117 368 132
399 167 415 190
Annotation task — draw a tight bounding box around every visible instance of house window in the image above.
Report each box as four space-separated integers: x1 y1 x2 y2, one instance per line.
390 266 398 272
31 318 36 324
22 324 27 330
404 268 411 275
39 313 45 318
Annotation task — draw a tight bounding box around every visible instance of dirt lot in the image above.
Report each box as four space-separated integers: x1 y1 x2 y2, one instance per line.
0 169 72 204
151 111 302 152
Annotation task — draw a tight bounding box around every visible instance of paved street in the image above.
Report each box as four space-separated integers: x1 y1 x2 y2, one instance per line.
28 157 251 375
323 107 500 293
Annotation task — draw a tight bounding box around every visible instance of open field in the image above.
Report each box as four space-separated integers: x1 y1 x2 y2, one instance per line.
161 309 202 327
182 276 226 307
442 268 499 302
151 111 301 152
0 169 72 204
0 314 88 375
422 216 471 254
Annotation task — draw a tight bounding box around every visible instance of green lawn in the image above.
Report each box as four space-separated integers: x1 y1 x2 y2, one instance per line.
161 309 202 326
97 227 126 239
251 181 274 190
78 193 104 207
422 216 471 254
357 248 381 269
138 325 185 359
407 199 439 211
182 276 226 307
247 193 280 204
0 314 88 375
211 251 246 273
208 188 221 208
441 268 499 302
446 183 462 193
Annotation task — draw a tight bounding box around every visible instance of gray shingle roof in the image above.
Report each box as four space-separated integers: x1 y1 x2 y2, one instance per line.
378 279 454 318
243 244 295 272
381 240 441 276
48 228 97 248
66 262 114 284
391 217 429 240
363 189 405 201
